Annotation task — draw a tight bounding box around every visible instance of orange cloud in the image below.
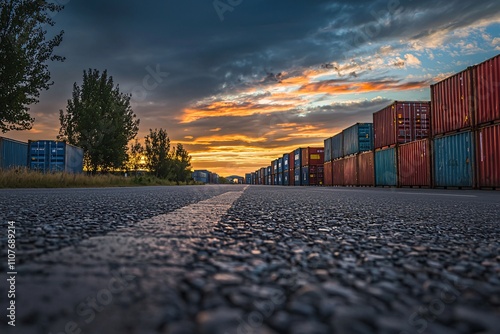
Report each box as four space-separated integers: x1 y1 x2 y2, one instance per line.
298 79 428 95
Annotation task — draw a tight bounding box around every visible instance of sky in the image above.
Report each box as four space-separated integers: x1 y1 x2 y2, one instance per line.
6 0 500 176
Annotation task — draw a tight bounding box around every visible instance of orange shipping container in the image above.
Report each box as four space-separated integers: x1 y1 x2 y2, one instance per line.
358 151 375 186
473 54 500 126
344 155 358 186
332 159 344 186
324 161 333 186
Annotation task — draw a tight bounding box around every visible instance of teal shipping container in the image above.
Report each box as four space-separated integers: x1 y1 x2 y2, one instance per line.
0 137 28 169
332 133 344 160
29 141 84 173
343 123 374 156
375 147 398 186
433 131 475 187
324 137 333 162
294 168 302 186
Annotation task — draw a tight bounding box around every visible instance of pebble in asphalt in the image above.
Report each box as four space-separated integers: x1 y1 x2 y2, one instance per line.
0 185 499 334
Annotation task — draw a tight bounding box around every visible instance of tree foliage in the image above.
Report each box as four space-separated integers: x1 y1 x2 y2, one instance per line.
144 128 171 179
142 129 192 182
0 0 65 132
58 69 140 173
127 138 145 174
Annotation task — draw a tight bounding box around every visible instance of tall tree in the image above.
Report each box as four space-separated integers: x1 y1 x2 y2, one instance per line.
172 143 192 184
144 128 171 179
0 0 65 132
58 69 140 173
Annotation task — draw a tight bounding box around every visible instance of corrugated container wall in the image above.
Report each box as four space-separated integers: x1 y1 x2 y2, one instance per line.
332 159 344 186
302 147 324 167
373 101 430 148
29 141 83 173
293 148 303 168
324 161 333 186
398 139 431 187
343 123 373 156
301 166 310 186
0 137 28 169
278 158 283 173
433 131 475 187
477 124 500 188
473 54 500 126
245 173 252 184
294 168 301 186
431 69 473 136
332 133 344 160
358 151 375 186
272 159 278 175
283 171 289 186
343 155 358 186
375 147 398 186
283 153 290 171
324 137 333 162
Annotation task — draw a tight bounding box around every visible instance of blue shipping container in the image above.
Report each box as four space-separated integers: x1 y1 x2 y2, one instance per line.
343 123 374 156
278 158 283 173
0 137 28 169
433 131 474 187
273 174 278 185
375 147 398 186
277 172 283 185
283 154 290 171
245 173 252 184
324 137 333 162
302 166 310 186
332 133 344 160
29 141 83 173
193 170 210 183
294 148 303 169
283 171 289 186
294 168 302 186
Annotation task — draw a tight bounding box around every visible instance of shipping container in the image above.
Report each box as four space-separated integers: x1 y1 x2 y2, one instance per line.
0 137 28 170
278 158 283 174
342 123 373 156
302 147 324 167
343 155 358 186
473 54 500 126
283 153 290 171
324 161 333 186
28 140 83 173
431 68 473 136
245 173 252 184
277 172 283 185
209 173 219 184
260 167 266 185
273 174 278 185
398 139 431 187
272 159 278 175
265 166 270 177
477 124 500 188
433 131 475 188
373 101 430 148
332 133 344 160
358 151 375 186
375 147 398 186
324 137 333 162
332 159 344 186
283 170 290 186
302 165 323 186
193 170 210 184
294 168 301 186
293 148 303 169
301 166 310 186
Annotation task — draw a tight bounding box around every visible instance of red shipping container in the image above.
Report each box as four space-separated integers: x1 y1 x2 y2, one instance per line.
373 101 430 149
398 139 431 187
324 161 333 186
332 159 344 186
431 69 473 136
477 124 500 188
473 54 500 126
344 155 358 186
358 151 375 186
302 147 324 167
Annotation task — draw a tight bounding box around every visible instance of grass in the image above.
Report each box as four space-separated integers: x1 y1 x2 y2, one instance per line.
0 169 200 188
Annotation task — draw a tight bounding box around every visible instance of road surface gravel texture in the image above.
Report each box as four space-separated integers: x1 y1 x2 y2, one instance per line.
0 185 499 334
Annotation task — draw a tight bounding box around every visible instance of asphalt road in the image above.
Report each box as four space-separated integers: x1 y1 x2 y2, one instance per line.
0 185 499 334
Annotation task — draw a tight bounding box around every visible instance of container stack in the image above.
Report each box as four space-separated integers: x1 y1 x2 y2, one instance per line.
293 148 303 186
341 123 374 186
301 147 324 186
373 102 430 187
245 173 252 184
323 137 333 186
473 55 500 189
331 133 344 186
431 67 476 188
0 137 28 170
283 153 290 186
277 157 283 185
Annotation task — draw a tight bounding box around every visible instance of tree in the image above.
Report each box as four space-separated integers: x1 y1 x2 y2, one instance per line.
58 69 140 173
0 0 64 132
144 128 171 179
171 143 192 184
127 139 144 175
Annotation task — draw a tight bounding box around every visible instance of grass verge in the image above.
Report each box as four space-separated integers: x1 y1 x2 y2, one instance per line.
0 169 200 188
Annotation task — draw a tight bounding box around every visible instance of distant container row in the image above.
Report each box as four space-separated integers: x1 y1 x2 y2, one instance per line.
192 170 219 184
0 137 84 173
245 54 499 189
